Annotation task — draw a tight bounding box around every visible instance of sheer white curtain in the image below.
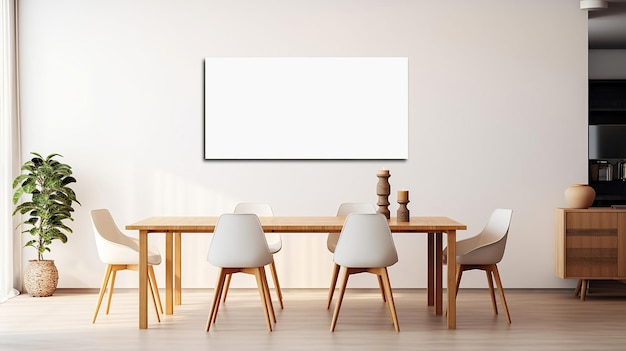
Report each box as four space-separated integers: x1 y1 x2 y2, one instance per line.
0 0 20 303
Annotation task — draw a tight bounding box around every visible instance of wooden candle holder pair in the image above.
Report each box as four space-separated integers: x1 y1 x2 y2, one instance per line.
376 170 410 222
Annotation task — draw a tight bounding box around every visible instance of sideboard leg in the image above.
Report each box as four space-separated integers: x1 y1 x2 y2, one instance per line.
580 279 588 301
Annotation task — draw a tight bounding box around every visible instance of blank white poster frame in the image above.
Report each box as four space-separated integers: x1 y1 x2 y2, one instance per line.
204 57 408 160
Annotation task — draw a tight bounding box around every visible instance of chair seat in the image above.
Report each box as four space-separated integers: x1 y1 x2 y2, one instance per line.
95 236 162 265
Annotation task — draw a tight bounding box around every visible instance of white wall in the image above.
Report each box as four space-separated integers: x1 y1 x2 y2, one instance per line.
16 0 588 290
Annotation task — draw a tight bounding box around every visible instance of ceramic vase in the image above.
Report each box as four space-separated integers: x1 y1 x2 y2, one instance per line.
24 260 58 297
564 184 596 209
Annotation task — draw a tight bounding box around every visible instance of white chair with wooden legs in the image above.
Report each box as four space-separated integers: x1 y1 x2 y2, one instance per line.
206 213 275 332
90 209 163 324
330 213 400 332
443 208 513 324
219 203 284 309
326 203 377 309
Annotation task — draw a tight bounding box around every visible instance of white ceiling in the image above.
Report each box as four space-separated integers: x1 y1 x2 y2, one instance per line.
588 0 626 48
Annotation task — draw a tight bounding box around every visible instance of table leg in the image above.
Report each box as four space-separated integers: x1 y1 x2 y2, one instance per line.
139 230 148 329
427 233 434 306
175 232 182 305
435 232 443 315
446 230 457 329
165 232 173 315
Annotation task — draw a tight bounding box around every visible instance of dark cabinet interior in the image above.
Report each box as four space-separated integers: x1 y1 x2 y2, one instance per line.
589 80 626 207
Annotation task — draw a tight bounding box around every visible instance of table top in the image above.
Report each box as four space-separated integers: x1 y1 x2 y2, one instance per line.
126 216 466 233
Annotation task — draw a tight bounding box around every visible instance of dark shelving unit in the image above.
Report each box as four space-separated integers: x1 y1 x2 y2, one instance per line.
589 79 626 207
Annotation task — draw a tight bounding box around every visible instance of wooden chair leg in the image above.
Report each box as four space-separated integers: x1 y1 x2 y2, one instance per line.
331 267 398 332
148 265 163 314
148 275 161 323
92 264 113 323
221 273 232 303
379 268 399 332
330 267 350 332
261 266 276 324
206 268 227 331
327 263 340 309
94 264 162 323
212 271 227 324
486 267 498 315
377 275 387 303
492 265 511 323
254 267 273 332
105 266 120 315
381 275 394 320
268 259 284 309
455 264 463 297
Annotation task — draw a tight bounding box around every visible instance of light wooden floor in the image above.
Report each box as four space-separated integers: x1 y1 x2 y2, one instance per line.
2 287 626 351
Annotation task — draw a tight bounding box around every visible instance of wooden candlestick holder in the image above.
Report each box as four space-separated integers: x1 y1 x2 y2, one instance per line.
376 172 391 219
397 199 410 222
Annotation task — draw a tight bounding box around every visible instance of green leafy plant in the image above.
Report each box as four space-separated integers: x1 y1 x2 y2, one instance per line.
12 152 80 260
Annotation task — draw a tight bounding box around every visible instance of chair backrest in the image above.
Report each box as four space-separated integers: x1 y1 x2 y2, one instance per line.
336 203 376 216
327 203 376 252
90 208 153 264
457 208 513 265
480 208 513 244
233 202 280 246
333 213 398 268
91 209 135 246
233 203 274 216
208 213 273 268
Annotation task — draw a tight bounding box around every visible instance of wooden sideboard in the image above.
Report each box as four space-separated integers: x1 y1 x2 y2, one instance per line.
555 208 626 300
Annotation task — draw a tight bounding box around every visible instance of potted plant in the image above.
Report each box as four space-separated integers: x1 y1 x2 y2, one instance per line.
12 152 80 297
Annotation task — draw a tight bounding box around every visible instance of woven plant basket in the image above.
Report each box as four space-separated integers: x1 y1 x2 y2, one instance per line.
24 260 58 297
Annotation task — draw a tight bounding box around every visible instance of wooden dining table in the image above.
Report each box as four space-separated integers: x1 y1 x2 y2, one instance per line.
126 215 466 330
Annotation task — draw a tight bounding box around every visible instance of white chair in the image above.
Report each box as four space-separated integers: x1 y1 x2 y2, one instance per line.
326 203 377 309
220 203 284 309
330 213 400 332
90 209 163 323
206 213 275 332
443 208 513 323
